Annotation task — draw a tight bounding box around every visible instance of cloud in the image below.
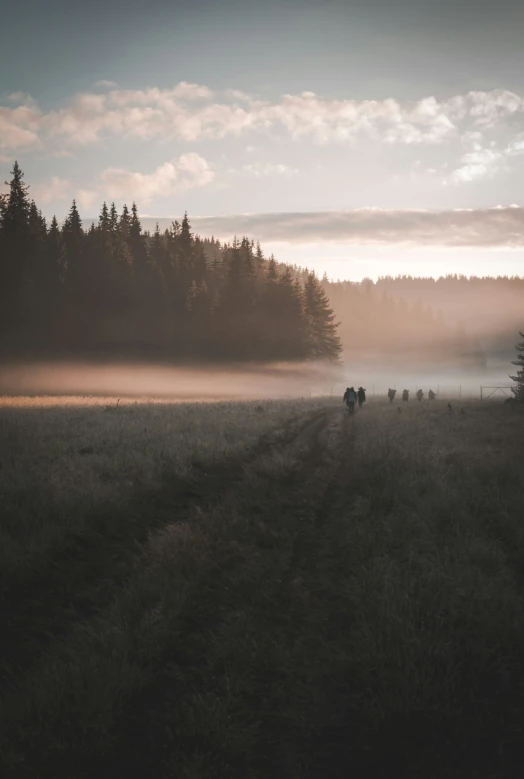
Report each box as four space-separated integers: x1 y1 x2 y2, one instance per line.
241 162 299 177
171 207 524 248
0 103 42 151
451 148 506 183
32 176 70 204
98 153 214 202
450 131 524 183
94 80 119 89
77 189 98 210
507 133 524 156
2 83 524 154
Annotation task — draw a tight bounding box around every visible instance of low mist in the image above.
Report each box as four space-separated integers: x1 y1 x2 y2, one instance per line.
0 358 515 403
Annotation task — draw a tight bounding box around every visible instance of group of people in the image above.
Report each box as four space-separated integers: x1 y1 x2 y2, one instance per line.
343 386 366 414
344 385 439 413
388 388 437 403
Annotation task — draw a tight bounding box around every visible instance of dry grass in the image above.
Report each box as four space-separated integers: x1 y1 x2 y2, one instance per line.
1 397 524 778
0 397 324 577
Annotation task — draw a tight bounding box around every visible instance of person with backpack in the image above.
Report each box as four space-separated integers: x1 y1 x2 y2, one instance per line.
357 387 366 408
343 386 357 414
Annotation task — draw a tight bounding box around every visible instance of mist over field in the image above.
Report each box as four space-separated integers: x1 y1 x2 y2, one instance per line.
0 357 514 402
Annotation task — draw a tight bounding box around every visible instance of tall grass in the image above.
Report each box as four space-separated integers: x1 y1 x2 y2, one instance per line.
1 398 523 778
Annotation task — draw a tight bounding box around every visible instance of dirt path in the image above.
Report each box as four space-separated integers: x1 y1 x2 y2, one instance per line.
3 402 524 779
0 407 330 691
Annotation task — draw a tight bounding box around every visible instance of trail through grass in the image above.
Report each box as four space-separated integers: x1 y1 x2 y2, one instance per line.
1 398 524 778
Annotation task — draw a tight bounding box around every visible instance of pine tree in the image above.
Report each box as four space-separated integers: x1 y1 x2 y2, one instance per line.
303 272 341 362
0 161 32 332
62 199 84 291
277 266 306 359
510 332 524 401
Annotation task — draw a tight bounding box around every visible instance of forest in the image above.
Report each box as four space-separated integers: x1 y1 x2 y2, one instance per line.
0 163 341 363
1 161 522 367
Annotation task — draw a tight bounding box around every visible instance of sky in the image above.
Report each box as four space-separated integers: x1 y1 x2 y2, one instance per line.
2 0 524 280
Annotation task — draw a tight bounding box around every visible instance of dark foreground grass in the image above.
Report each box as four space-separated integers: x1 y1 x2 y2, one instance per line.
1 398 524 778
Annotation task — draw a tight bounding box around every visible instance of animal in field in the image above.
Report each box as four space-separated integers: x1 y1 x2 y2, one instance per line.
388 388 397 403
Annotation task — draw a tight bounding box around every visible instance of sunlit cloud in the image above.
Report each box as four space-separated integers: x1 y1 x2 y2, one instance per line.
2 84 524 159
184 207 524 247
32 176 71 204
98 153 214 202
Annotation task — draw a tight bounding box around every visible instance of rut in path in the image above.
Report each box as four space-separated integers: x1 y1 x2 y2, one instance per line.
0 406 339 779
0 407 330 692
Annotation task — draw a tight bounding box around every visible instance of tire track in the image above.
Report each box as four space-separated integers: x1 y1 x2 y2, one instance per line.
0 407 329 691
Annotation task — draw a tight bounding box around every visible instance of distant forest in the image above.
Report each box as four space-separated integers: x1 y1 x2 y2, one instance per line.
0 163 340 363
325 275 524 364
1 162 522 366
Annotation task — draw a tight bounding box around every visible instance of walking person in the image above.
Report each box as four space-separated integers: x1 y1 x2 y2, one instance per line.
357 386 366 409
343 386 357 415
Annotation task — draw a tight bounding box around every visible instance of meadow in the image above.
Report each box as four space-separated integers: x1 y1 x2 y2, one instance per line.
1 394 524 778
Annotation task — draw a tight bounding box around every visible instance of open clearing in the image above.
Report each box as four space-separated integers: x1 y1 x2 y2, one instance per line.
1 396 524 778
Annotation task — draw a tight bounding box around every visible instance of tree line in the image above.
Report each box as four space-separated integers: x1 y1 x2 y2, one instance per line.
0 162 341 363
323 277 488 366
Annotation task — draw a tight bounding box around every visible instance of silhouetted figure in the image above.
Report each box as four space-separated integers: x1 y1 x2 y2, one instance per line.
448 403 453 412
388 388 397 403
416 389 424 402
357 387 366 408
402 389 409 402
343 386 356 415
428 389 436 401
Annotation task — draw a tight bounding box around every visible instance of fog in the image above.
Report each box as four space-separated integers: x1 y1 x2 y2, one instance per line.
0 359 515 404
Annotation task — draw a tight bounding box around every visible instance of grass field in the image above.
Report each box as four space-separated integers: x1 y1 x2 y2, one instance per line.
1 395 524 778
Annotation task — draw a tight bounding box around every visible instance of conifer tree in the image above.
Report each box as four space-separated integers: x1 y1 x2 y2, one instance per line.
0 161 31 330
62 200 84 288
303 272 341 362
510 332 524 401
277 266 306 359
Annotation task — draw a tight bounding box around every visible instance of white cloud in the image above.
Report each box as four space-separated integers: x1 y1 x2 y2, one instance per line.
2 83 524 168
506 133 524 156
179 207 524 248
77 190 98 211
32 176 70 204
98 153 214 202
0 103 42 151
241 162 299 177
451 130 524 184
451 148 506 183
